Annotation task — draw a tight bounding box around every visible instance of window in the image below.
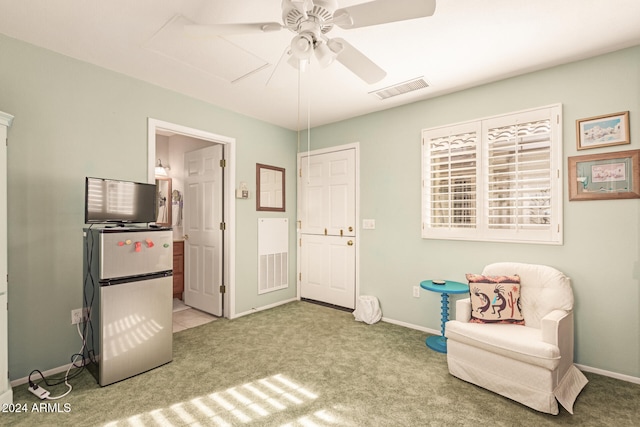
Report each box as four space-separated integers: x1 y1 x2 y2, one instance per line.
422 104 563 244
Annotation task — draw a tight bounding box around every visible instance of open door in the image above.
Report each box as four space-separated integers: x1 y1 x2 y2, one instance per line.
183 145 224 316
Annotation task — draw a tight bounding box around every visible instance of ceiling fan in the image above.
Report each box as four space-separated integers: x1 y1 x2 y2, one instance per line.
186 0 437 84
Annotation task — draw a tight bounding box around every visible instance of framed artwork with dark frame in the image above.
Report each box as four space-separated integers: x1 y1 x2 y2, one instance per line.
568 149 640 201
576 111 630 150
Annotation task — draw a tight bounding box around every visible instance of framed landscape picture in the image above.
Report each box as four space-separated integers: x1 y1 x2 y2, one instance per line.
568 149 640 201
576 111 630 150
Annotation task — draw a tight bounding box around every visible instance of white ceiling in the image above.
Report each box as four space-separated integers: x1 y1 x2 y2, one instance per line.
1 0 639 130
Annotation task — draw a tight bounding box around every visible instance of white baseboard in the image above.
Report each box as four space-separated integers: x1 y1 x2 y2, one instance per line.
11 362 80 387
231 297 298 319
576 364 640 384
382 316 640 385
381 316 439 335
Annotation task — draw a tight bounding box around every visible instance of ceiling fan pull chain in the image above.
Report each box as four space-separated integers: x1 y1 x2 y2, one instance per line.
307 63 311 160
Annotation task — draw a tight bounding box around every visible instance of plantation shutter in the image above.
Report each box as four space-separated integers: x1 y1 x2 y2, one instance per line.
422 104 562 244
422 122 480 237
484 111 554 238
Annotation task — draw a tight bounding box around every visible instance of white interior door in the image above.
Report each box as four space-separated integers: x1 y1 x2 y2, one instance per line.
300 234 355 308
298 147 357 309
183 145 223 316
299 149 356 237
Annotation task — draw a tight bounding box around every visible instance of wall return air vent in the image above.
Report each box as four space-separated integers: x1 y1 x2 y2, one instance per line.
370 77 429 100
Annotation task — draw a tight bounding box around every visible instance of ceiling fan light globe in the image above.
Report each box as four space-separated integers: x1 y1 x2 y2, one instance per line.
291 34 313 59
315 42 336 67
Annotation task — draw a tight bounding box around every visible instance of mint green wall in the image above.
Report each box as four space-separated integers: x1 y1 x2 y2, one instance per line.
309 46 640 378
1 31 638 381
0 34 298 380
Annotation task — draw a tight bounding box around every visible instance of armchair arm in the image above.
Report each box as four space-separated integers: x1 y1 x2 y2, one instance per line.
455 298 471 322
541 309 575 376
541 309 571 346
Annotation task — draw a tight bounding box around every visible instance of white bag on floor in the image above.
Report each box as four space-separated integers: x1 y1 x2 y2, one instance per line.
353 295 382 325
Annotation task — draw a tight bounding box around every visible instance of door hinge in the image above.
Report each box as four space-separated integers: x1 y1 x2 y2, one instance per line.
299 168 302 178
299 238 302 247
299 272 302 281
220 222 226 230
220 159 226 168
219 284 226 294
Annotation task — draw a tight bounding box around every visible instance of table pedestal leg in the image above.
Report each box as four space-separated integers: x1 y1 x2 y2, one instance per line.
425 292 449 353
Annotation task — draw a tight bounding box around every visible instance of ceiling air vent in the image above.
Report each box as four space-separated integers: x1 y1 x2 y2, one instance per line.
370 77 429 100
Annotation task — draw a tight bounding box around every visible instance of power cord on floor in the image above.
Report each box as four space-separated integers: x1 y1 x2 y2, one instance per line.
27 321 86 400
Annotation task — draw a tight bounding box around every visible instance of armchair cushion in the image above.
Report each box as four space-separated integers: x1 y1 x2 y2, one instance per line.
446 320 561 370
482 262 573 329
466 273 524 324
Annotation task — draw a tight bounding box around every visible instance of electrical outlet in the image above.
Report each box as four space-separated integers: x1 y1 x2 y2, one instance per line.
71 308 87 325
412 286 420 298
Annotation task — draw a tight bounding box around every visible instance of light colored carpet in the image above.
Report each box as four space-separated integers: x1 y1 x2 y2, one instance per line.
5 301 640 426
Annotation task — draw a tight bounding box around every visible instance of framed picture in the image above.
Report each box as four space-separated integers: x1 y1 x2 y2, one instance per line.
256 163 285 212
568 149 640 201
576 111 630 150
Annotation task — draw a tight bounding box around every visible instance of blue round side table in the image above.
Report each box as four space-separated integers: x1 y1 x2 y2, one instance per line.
420 280 469 353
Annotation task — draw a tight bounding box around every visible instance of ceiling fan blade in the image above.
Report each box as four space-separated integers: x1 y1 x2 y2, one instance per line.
184 22 283 37
333 0 436 30
328 38 386 84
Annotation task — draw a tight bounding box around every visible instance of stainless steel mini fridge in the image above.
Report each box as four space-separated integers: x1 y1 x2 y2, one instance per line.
83 227 173 386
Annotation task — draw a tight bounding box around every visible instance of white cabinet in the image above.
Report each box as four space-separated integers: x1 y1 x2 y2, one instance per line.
0 111 12 404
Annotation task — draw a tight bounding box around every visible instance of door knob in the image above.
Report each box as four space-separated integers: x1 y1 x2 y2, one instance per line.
347 240 354 246
348 226 353 232
183 234 189 240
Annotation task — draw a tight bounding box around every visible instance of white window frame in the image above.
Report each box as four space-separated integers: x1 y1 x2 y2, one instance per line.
421 104 563 245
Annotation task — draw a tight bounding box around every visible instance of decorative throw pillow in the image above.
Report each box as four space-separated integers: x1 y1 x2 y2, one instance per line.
465 273 525 325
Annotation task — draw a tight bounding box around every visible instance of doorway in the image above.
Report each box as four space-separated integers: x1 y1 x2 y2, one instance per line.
147 118 236 319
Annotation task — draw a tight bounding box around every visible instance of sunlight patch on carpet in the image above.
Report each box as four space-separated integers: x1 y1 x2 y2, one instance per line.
102 374 336 426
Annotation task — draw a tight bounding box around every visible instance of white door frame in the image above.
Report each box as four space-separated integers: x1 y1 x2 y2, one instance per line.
296 142 360 304
148 118 236 319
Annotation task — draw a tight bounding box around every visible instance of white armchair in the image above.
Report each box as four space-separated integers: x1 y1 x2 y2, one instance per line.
444 262 588 414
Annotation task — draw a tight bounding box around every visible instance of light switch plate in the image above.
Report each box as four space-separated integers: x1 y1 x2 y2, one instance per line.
362 219 376 229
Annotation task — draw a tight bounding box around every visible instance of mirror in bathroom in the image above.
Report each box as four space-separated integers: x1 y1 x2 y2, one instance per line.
256 163 285 212
155 177 172 226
